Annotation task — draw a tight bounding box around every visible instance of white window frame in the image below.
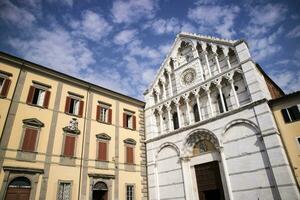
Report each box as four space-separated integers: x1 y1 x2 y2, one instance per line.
296 136 300 151
69 97 80 115
0 76 5 92
31 83 49 107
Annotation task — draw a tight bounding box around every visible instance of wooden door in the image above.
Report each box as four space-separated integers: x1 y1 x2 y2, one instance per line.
5 187 30 200
195 161 225 200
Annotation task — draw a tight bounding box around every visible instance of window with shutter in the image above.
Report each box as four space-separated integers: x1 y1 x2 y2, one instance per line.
281 104 300 123
65 96 84 117
126 146 134 164
98 141 107 161
0 78 11 98
63 135 75 157
22 128 38 152
123 112 135 129
26 85 50 108
96 103 112 124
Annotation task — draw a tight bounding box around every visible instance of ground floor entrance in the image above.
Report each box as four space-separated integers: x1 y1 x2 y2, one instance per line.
194 161 225 200
92 181 108 200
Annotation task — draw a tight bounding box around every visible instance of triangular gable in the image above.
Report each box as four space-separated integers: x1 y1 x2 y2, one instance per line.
145 32 241 94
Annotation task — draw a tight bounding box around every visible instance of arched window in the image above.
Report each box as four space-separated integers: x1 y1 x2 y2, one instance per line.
9 177 31 188
193 104 200 122
217 94 228 113
173 112 179 130
5 177 31 200
93 181 108 191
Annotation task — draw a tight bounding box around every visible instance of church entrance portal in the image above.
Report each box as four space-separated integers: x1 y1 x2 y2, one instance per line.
195 161 225 200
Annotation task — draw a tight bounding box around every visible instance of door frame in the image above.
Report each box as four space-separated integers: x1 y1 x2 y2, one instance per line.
190 151 229 200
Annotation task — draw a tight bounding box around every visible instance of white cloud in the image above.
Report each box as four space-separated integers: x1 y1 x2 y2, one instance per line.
145 18 181 34
248 27 283 61
187 5 240 38
71 10 112 41
249 4 287 27
111 0 157 24
114 29 137 45
47 0 73 7
287 25 300 38
270 70 300 93
0 0 36 27
8 26 95 74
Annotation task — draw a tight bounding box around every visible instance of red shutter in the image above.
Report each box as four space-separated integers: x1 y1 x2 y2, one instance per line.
0 79 11 97
78 100 84 117
43 91 51 108
123 113 127 128
64 135 75 157
98 142 107 161
108 109 112 124
96 105 100 121
26 86 35 104
132 115 136 130
22 128 38 152
65 97 71 113
126 146 134 164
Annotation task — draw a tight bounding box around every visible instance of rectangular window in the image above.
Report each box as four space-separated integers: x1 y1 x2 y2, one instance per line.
123 112 136 130
0 72 12 98
65 96 84 117
26 85 50 108
96 104 112 124
281 104 300 123
0 77 4 90
63 135 75 157
97 141 107 161
22 128 38 152
297 137 300 146
126 146 134 164
126 185 134 200
58 182 71 200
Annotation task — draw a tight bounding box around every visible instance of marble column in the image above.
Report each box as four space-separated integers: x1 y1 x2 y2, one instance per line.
206 89 214 117
217 84 227 113
203 51 212 77
158 109 164 135
195 94 203 121
229 79 240 108
219 146 234 200
167 106 173 132
184 97 192 125
166 71 173 96
212 45 221 73
175 101 182 128
161 78 167 100
223 47 232 69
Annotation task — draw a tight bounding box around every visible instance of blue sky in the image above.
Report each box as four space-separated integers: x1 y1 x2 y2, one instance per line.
0 0 300 99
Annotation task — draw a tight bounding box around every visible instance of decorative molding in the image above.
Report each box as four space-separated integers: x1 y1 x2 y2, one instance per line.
32 80 51 88
123 138 137 145
96 133 111 140
22 118 44 127
3 166 44 174
67 91 84 98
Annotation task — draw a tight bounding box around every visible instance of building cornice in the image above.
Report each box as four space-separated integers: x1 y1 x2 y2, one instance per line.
0 51 145 108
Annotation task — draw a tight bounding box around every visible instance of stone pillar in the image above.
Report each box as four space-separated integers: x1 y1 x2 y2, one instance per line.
166 71 173 96
223 47 232 69
181 157 194 200
175 101 182 128
217 84 226 113
166 106 173 132
195 94 203 121
158 108 164 135
154 87 160 103
203 51 212 77
206 89 214 117
212 45 221 73
184 97 192 125
229 79 240 108
219 147 234 200
160 77 167 100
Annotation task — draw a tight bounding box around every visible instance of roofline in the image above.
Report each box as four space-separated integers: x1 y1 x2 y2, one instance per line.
269 91 300 106
0 51 145 107
255 63 285 96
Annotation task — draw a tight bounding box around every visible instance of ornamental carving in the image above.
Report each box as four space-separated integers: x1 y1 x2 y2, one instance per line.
63 118 80 134
181 68 196 86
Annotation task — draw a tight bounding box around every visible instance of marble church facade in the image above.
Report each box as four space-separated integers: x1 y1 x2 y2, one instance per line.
144 33 299 200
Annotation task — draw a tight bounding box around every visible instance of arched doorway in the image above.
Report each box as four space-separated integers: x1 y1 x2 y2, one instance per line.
185 130 226 200
92 181 108 200
5 177 31 200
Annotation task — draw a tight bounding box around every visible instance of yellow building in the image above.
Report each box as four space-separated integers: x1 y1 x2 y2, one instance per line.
269 91 300 188
0 51 147 200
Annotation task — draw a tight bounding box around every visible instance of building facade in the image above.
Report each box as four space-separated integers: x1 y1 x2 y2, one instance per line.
0 52 147 200
269 92 300 188
144 33 300 200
